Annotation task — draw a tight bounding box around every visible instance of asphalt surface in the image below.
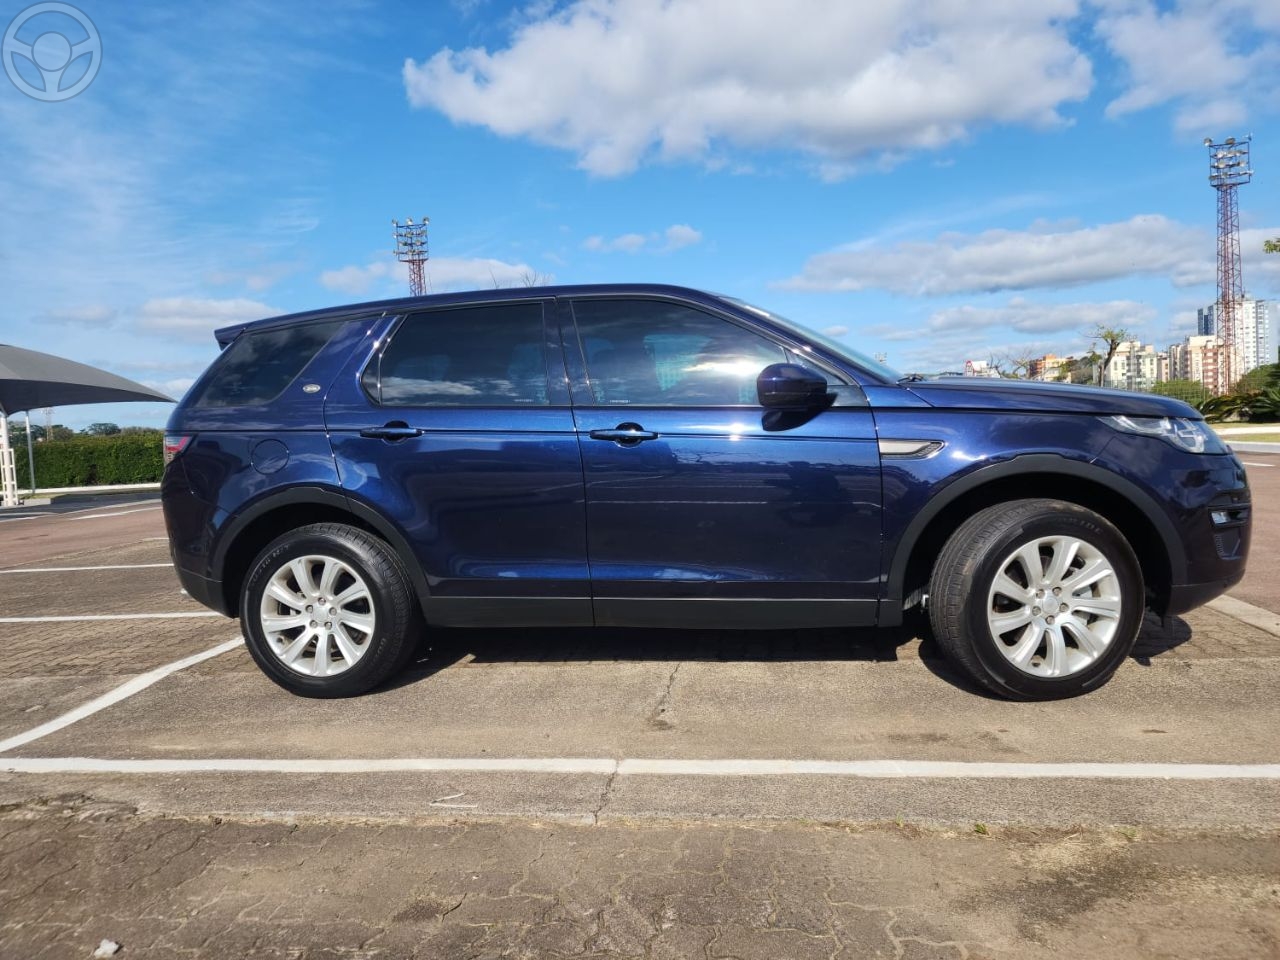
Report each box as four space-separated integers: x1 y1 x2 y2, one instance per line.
1233 450 1279 612
0 467 1277 958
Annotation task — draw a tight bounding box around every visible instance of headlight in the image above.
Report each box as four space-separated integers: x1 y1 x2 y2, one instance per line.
1099 415 1226 454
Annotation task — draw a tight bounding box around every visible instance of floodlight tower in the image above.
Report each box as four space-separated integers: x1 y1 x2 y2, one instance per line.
1204 136 1252 393
392 217 430 297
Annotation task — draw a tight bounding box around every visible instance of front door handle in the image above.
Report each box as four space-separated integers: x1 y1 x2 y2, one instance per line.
359 421 425 441
589 422 659 446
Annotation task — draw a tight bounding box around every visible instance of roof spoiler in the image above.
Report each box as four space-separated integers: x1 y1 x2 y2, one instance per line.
213 323 248 349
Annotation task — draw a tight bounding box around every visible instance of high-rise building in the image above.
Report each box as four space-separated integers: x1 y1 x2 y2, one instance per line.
1169 335 1224 388
1197 304 1215 337
1194 298 1275 376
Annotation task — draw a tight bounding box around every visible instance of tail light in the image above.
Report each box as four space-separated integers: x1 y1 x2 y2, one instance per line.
163 434 192 465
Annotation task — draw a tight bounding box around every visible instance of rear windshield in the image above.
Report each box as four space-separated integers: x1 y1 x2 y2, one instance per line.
190 320 345 407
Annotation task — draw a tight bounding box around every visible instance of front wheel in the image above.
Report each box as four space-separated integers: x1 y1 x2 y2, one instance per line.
928 499 1144 700
241 523 422 698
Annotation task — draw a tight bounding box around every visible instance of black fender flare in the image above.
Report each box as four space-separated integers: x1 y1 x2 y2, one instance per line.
212 484 431 613
881 454 1185 620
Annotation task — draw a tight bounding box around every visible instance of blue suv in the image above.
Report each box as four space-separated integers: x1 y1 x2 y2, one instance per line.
161 285 1251 700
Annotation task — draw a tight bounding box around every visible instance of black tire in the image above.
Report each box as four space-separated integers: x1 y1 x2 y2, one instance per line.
928 499 1144 701
240 522 422 698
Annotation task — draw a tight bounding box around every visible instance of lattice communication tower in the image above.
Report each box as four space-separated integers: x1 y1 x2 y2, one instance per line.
1204 136 1251 393
392 217 430 297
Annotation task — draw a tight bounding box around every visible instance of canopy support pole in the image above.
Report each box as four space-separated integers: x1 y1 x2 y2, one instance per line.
0 408 18 508
25 415 36 495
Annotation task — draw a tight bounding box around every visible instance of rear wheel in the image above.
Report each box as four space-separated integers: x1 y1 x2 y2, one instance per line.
928 499 1143 700
241 523 421 697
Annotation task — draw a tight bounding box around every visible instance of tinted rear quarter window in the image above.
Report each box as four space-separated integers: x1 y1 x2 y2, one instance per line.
192 320 345 407
369 302 549 406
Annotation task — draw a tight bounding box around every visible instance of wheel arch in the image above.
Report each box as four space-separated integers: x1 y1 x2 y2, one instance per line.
883 455 1184 625
213 486 429 618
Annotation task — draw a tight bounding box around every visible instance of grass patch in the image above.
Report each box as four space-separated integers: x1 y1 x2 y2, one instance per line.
1221 431 1280 443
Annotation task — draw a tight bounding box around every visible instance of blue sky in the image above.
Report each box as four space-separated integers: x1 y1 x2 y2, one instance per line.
1 0 1278 429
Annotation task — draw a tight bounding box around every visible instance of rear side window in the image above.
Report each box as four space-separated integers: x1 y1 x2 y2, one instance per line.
192 320 345 407
368 303 549 406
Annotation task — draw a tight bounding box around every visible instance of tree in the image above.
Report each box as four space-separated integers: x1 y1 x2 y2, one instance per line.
1265 238 1280 254
1152 379 1212 406
47 424 74 441
1087 326 1131 386
996 349 1037 379
1235 363 1280 394
83 422 121 436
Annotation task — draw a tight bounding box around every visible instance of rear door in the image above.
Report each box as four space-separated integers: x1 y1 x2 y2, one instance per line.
324 299 590 626
561 296 883 628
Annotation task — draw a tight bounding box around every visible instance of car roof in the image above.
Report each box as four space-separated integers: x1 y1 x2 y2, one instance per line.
213 283 720 347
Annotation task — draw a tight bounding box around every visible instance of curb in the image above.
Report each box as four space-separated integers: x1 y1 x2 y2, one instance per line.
1208 595 1280 638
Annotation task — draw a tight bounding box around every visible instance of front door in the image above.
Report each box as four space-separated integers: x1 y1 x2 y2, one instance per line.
562 297 882 628
325 299 590 626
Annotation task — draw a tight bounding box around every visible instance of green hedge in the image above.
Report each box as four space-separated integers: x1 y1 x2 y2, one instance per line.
14 431 164 488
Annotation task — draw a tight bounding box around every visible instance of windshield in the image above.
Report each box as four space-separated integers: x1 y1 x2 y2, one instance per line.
716 296 902 383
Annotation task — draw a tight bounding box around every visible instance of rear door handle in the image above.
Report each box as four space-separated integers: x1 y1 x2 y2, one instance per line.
588 423 659 445
359 422 424 441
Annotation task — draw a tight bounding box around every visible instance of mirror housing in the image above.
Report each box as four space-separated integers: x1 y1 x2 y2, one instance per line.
757 363 829 410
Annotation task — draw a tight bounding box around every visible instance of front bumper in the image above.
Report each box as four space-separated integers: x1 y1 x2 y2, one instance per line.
1159 454 1251 614
1166 571 1246 615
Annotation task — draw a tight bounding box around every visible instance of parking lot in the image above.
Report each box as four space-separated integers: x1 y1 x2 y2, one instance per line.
1 460 1278 958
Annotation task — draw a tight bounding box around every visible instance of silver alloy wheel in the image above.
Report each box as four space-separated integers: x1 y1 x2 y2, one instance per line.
258 554 376 677
986 535 1122 678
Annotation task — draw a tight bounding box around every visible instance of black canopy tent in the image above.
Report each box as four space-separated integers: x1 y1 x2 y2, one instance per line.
0 344 174 506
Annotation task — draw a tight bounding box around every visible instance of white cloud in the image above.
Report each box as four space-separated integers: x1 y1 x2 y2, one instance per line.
1096 0 1280 137
42 304 118 327
782 215 1212 295
822 325 850 337
865 298 1154 342
1242 226 1280 295
136 297 279 342
891 334 1095 376
583 223 704 254
319 257 542 296
663 224 703 251
404 0 1091 176
142 377 198 400
583 233 649 254
206 262 300 293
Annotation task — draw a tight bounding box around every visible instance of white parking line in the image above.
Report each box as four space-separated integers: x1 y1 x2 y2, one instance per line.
0 637 244 755
65 506 162 521
1242 461 1273 467
0 612 224 623
0 563 174 574
0 756 1277 780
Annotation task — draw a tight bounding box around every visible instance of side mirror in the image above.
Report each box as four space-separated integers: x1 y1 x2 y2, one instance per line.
757 363 829 410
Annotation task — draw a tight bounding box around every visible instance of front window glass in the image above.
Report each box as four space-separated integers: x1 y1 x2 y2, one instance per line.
572 299 788 406
374 303 548 406
716 295 902 382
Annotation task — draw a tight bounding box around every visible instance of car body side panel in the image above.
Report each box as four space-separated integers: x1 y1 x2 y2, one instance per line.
322 304 591 624
572 405 883 600
557 296 883 627
162 318 378 587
